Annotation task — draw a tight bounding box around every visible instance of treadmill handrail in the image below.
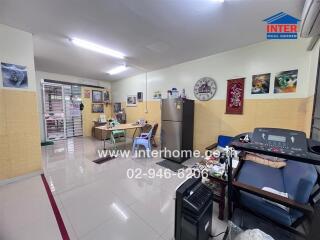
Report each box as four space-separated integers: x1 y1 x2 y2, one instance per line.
233 181 314 215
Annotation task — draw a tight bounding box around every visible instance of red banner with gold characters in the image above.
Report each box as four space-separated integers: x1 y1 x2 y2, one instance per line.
226 78 245 114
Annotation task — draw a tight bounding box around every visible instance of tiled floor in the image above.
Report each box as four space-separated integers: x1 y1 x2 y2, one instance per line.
1 137 227 240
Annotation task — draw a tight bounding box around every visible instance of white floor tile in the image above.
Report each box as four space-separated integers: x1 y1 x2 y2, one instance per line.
1 137 227 240
80 208 160 240
0 176 61 240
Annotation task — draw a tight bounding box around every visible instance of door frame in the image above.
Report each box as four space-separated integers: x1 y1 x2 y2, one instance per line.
310 48 320 139
42 82 67 141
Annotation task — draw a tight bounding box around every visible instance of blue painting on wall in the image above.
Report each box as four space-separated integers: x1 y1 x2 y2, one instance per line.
1 62 28 88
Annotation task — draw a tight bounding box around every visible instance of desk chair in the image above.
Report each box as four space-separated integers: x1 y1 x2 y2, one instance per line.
132 124 157 157
109 119 126 145
150 123 158 147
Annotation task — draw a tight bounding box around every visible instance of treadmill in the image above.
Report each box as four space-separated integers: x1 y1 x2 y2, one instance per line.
226 128 320 240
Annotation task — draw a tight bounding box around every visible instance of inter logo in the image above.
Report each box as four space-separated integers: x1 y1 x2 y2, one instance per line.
263 12 300 40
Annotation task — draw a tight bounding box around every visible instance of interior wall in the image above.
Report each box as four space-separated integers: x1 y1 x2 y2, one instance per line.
81 86 112 137
0 24 42 180
112 39 319 152
35 71 112 141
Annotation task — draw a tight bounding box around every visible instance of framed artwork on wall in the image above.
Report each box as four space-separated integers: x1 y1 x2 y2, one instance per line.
104 90 110 103
137 92 143 102
92 90 103 103
251 73 270 94
92 103 104 113
1 62 28 88
114 102 122 113
126 95 137 107
274 69 298 93
226 78 245 114
152 91 162 99
84 89 91 98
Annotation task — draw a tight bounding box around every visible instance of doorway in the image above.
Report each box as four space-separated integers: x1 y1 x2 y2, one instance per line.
311 49 320 141
42 83 83 141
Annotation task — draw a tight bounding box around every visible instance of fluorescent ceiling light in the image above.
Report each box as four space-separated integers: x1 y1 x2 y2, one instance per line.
71 38 125 59
107 65 128 75
211 0 224 2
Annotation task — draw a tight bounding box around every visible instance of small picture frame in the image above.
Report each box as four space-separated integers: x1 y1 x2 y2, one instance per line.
114 102 122 113
126 95 137 107
92 103 104 113
84 89 91 98
1 62 28 88
137 92 143 102
104 90 110 103
92 90 103 103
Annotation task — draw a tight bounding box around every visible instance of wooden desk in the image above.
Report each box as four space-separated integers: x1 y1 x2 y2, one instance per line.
92 121 108 140
96 123 144 149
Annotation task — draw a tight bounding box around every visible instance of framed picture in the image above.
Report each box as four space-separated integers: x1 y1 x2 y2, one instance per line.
92 90 103 103
92 103 104 113
137 92 143 102
274 69 298 93
152 91 162 99
126 95 137 107
104 90 110 103
226 78 245 114
251 73 270 94
84 89 91 98
113 102 122 113
1 62 28 88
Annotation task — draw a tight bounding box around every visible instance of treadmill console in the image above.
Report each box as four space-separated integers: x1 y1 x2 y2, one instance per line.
251 128 308 153
231 128 312 160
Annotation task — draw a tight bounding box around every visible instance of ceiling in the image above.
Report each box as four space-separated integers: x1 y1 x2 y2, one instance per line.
0 0 305 81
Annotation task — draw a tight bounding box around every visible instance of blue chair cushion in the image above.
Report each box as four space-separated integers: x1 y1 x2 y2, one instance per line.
283 160 317 203
237 160 318 226
217 135 233 148
282 160 317 220
238 161 285 191
237 161 291 226
240 192 293 226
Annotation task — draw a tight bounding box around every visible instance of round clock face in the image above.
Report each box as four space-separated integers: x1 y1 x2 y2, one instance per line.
194 77 217 101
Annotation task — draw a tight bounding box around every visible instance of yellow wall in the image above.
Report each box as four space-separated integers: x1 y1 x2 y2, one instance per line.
120 97 314 152
0 89 42 180
82 87 112 137
305 95 314 138
122 101 161 141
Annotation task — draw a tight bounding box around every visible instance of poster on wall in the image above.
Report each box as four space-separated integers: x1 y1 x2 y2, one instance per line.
92 103 104 113
251 73 270 94
274 69 298 93
1 62 28 88
84 89 91 98
104 90 110 103
137 92 143 102
92 90 103 103
152 91 162 99
126 95 137 107
226 78 245 114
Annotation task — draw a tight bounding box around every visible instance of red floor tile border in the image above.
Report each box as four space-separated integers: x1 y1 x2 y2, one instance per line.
41 174 70 240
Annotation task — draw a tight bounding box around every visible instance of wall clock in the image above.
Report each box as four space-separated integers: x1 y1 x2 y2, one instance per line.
193 77 217 101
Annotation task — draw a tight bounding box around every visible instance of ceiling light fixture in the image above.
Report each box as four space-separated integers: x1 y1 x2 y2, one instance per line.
107 65 128 75
211 0 224 2
71 38 125 59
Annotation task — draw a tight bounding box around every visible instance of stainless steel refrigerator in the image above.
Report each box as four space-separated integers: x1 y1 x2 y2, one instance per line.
161 98 194 163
